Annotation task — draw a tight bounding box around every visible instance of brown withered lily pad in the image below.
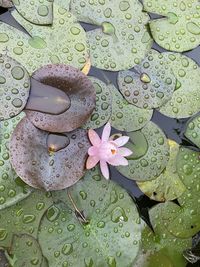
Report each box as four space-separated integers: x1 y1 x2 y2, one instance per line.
25 64 96 133
9 117 90 191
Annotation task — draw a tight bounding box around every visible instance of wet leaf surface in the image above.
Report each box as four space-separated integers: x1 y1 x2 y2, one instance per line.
137 140 186 202
110 83 153 132
71 0 153 71
117 121 170 181
12 0 53 25
26 64 96 133
184 114 200 148
159 53 200 118
0 54 30 121
39 168 141 267
0 113 32 211
10 117 90 191
118 50 176 109
144 0 200 52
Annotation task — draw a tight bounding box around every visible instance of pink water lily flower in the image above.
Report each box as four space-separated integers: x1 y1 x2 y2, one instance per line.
86 122 133 179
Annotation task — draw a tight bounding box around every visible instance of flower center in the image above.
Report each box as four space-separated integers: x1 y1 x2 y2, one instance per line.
111 149 117 155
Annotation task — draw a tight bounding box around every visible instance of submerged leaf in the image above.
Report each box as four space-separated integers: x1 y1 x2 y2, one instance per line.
0 4 88 74
26 64 96 133
184 114 200 148
39 168 141 267
159 53 200 118
0 113 32 211
117 121 170 181
71 0 152 71
82 77 112 129
12 0 53 25
0 54 30 121
137 140 186 202
110 84 153 132
118 50 176 109
9 117 90 191
144 0 200 52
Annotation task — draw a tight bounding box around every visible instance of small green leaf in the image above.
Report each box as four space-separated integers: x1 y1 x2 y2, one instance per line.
184 114 200 148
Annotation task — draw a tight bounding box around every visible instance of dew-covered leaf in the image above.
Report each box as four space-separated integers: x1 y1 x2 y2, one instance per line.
10 117 90 191
0 190 53 248
0 5 88 75
12 0 53 25
0 0 13 8
144 0 200 52
71 0 152 71
141 205 192 267
55 0 70 10
9 234 43 267
39 168 141 267
25 64 96 133
159 53 200 118
117 121 170 181
184 114 200 148
110 84 153 132
137 140 186 202
82 77 112 129
118 50 176 109
0 54 30 121
0 113 32 211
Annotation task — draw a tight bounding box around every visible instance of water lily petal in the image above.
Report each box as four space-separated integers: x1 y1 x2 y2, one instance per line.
88 129 101 146
88 146 99 156
100 160 109 179
113 136 129 147
108 155 128 166
86 156 99 169
118 147 133 157
101 122 111 142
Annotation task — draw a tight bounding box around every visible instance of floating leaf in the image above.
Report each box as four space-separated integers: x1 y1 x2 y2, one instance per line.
9 234 43 267
12 0 53 25
118 50 176 109
137 140 186 202
110 84 153 131
55 0 70 10
82 77 112 129
184 114 200 148
0 190 53 247
0 54 30 121
159 53 200 118
0 4 88 75
39 168 141 267
141 205 192 267
117 121 169 181
144 0 200 52
71 0 152 71
0 0 13 8
0 113 32 211
26 64 96 133
10 117 90 191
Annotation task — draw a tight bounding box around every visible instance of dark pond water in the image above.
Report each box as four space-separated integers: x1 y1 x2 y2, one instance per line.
0 5 200 265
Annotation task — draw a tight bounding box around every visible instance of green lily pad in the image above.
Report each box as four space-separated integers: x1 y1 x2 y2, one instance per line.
117 121 170 181
110 83 153 131
137 140 186 202
55 0 70 10
41 257 48 267
0 113 32 211
160 147 200 238
0 4 88 75
0 54 30 121
159 53 200 118
0 0 13 8
12 0 53 25
0 190 53 248
143 0 200 52
9 234 43 267
141 205 192 267
118 50 176 109
82 77 112 129
38 168 141 267
71 0 152 71
184 114 200 148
